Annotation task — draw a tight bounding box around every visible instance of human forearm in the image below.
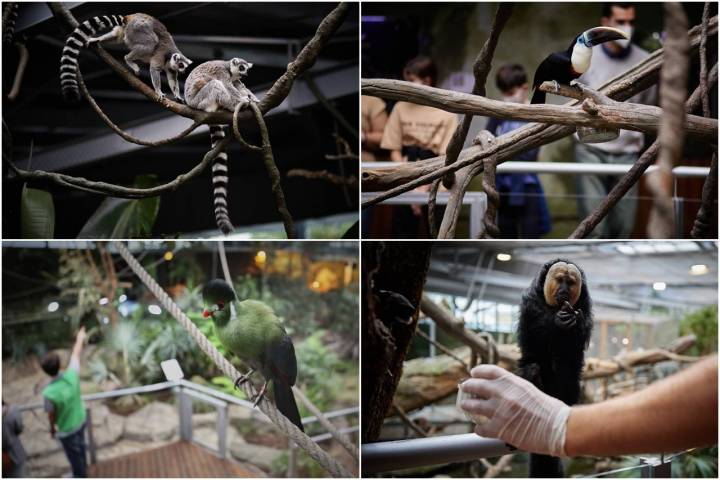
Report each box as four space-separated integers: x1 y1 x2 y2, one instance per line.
565 355 718 456
70 326 86 366
363 131 384 149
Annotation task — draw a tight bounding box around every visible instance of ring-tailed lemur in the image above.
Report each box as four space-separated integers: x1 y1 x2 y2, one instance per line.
60 13 192 102
184 58 259 235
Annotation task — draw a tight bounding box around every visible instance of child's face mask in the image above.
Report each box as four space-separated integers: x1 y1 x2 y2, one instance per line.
501 85 528 104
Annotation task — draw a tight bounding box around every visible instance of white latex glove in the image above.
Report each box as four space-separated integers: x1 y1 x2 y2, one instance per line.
459 364 571 457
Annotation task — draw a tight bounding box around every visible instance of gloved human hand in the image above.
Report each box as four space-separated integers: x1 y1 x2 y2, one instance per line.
459 364 571 457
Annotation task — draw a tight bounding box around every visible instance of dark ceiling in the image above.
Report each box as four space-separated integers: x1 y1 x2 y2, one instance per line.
2 2 359 238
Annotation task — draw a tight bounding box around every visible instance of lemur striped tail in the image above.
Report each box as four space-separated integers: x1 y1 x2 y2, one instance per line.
60 15 125 102
3 3 19 45
210 125 234 235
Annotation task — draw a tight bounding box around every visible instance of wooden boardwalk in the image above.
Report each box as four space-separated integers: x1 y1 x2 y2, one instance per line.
88 441 262 477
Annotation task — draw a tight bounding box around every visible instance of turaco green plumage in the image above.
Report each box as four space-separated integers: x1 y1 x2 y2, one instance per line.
202 279 304 432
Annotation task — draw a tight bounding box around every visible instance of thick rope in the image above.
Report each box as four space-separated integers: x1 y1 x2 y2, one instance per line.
113 241 352 478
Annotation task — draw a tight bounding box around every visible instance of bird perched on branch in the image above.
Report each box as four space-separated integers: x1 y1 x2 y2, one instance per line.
202 279 304 432
530 26 628 104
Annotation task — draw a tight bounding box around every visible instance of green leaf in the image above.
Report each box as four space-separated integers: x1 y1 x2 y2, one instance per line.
78 175 160 238
20 184 55 238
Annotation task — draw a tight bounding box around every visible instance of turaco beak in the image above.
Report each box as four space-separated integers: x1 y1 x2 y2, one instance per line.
582 26 628 46
202 309 213 318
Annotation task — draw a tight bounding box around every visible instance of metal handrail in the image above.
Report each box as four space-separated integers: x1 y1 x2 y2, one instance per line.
20 378 358 475
361 433 514 474
361 161 711 178
18 379 358 428
363 434 682 477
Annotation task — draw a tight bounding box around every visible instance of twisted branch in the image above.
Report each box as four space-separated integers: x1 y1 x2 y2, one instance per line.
690 151 718 238
249 102 296 239
6 138 230 198
78 66 201 146
646 3 690 239
570 63 717 239
700 2 712 118
429 3 513 236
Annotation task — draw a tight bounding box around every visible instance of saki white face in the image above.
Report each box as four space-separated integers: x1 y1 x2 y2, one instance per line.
543 262 582 307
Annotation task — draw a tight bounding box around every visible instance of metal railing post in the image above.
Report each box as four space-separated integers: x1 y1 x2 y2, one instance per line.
85 408 97 465
177 387 193 442
217 403 228 459
287 441 298 478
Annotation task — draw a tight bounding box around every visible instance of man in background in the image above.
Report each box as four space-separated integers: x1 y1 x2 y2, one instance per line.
41 327 88 478
575 2 656 238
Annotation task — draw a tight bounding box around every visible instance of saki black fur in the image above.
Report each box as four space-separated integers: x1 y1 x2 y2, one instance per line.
517 258 593 477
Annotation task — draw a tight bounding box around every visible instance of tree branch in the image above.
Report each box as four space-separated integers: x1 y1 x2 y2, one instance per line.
249 102 296 238
5 137 230 198
700 2 712 118
441 3 514 187
570 63 717 239
647 2 691 239
361 15 717 207
78 66 201 146
690 150 718 238
361 79 716 142
436 131 492 239
429 3 513 236
287 169 357 186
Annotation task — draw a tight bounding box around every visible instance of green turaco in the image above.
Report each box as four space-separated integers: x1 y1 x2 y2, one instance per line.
202 279 303 432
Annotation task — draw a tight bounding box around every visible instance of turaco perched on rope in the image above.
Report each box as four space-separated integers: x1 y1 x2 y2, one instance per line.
202 279 304 432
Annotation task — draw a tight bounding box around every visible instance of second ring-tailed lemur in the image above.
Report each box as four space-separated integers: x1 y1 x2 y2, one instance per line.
184 58 259 235
60 13 192 102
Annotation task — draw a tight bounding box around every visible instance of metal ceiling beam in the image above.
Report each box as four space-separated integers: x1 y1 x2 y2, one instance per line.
21 65 358 172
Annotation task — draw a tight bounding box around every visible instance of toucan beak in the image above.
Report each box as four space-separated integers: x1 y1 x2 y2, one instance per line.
583 26 628 46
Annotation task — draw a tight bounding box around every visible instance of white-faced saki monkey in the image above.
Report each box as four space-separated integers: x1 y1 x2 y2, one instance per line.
517 259 593 477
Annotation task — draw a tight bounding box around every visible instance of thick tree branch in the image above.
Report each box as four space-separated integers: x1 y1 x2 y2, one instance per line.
362 79 716 142
647 3 691 239
361 16 717 206
570 63 717 239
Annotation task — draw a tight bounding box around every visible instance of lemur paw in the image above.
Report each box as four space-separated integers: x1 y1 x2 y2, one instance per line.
156 92 166 102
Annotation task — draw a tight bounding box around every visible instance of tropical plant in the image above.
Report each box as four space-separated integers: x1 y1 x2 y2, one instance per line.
679 306 718 356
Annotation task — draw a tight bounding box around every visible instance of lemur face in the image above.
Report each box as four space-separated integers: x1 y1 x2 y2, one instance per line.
169 53 192 73
230 58 253 78
543 262 582 307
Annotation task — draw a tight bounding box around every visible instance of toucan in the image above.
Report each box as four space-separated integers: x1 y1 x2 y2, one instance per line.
530 26 628 104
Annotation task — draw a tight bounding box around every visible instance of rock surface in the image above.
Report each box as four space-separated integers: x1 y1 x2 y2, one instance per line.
123 401 178 442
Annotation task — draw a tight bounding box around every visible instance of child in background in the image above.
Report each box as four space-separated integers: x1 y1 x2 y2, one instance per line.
486 63 551 238
381 56 458 238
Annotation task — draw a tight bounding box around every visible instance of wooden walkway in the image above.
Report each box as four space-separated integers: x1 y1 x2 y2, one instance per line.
88 441 261 477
